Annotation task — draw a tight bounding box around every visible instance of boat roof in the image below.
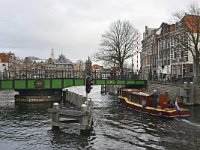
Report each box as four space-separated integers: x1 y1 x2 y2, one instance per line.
130 91 151 97
121 89 144 92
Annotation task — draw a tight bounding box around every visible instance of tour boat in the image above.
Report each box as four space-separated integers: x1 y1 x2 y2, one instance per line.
117 89 190 118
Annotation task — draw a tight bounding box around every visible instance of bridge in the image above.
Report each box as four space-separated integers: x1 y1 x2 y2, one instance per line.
0 78 147 90
0 70 147 102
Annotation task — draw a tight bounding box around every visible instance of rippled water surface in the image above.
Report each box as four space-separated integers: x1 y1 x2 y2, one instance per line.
0 86 200 150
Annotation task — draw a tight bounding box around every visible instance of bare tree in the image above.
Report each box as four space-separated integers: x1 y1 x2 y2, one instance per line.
174 2 200 84
94 20 139 78
84 57 92 76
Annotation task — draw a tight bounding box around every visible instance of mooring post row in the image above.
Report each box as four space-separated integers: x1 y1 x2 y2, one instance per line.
49 90 94 133
65 90 87 108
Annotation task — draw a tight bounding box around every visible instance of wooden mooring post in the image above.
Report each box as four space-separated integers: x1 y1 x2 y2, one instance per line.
48 90 93 134
101 85 107 94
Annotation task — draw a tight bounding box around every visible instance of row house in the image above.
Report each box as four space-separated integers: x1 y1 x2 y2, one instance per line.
7 53 75 79
91 64 116 79
0 52 16 79
141 26 157 80
11 57 46 79
46 54 74 78
92 64 104 79
74 60 85 78
4 49 136 80
141 14 195 81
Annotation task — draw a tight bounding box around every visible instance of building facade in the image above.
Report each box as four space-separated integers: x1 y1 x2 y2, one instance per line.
0 52 16 79
74 60 85 78
141 15 194 82
46 54 74 78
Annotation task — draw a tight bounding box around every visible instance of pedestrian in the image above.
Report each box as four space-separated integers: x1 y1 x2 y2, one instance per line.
174 96 180 111
151 90 158 108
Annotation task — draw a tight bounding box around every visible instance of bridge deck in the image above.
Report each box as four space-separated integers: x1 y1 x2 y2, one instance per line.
0 78 147 90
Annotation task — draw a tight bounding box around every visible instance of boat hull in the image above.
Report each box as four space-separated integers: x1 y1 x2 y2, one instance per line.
118 96 190 118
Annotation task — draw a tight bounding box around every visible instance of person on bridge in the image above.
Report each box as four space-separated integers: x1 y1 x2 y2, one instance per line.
151 90 158 108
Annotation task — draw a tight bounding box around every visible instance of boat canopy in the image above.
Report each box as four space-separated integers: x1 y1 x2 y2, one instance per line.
130 91 151 97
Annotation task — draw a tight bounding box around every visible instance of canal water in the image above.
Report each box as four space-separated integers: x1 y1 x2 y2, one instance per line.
0 86 200 150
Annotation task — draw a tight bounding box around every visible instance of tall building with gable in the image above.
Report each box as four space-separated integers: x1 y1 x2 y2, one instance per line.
141 14 197 81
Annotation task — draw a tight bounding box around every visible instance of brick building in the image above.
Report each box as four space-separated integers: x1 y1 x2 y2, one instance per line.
0 52 15 79
141 14 197 81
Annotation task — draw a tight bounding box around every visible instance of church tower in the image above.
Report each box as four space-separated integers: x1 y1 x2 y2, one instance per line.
50 48 55 60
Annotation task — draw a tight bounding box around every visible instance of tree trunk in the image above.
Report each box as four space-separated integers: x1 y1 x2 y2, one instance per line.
120 64 124 79
193 57 200 84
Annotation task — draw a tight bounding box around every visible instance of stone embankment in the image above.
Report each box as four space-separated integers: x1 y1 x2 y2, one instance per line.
102 82 200 105
148 81 200 105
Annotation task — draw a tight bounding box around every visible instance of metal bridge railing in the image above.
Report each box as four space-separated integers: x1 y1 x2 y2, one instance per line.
0 70 140 80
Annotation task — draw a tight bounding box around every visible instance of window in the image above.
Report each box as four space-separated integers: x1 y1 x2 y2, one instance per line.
190 65 193 72
174 52 177 59
163 39 166 49
167 38 169 48
168 59 170 65
185 56 188 61
181 51 184 58
164 60 167 65
171 37 174 46
160 41 163 50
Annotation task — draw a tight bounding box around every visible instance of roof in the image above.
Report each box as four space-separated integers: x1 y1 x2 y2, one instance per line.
169 24 175 32
0 53 12 63
182 14 200 33
55 54 73 64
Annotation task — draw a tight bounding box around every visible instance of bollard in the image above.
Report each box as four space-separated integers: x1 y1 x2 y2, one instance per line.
81 97 86 105
81 104 88 130
64 89 68 102
80 102 93 135
62 90 66 102
80 97 87 109
81 103 87 113
74 93 79 106
68 91 72 103
72 92 76 105
67 91 70 103
77 95 81 107
73 93 76 106
52 102 60 130
77 95 83 108
70 91 74 104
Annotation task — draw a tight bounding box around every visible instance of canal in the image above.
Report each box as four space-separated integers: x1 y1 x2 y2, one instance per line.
0 86 200 150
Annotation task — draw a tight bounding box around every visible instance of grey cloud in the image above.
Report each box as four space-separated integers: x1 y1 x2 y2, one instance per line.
0 0 192 62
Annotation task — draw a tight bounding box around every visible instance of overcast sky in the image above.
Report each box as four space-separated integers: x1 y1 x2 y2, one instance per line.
0 0 195 63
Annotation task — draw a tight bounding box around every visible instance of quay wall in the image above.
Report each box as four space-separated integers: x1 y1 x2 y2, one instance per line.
101 85 123 95
104 83 200 105
148 81 200 105
147 82 182 100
